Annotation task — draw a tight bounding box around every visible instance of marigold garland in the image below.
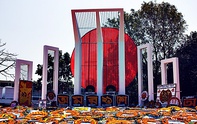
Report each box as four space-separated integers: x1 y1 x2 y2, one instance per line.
74 118 97 124
106 119 133 124
25 111 48 120
0 113 16 120
116 110 138 118
0 105 197 123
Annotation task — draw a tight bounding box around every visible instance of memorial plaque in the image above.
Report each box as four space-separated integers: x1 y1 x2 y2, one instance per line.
47 92 56 101
86 95 98 107
182 96 197 107
157 84 176 104
18 80 32 107
101 95 114 107
57 95 70 107
71 95 84 107
115 95 129 107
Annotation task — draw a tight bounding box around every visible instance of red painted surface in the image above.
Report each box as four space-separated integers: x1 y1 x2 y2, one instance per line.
71 28 137 92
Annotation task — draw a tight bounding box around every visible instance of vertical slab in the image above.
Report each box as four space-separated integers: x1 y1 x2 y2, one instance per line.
0 87 2 99
118 9 125 95
161 57 180 99
14 59 33 101
71 10 82 95
96 10 104 107
41 45 59 100
137 43 154 105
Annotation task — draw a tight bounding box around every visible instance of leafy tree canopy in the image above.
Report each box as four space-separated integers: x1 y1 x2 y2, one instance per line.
175 31 197 96
106 1 188 100
35 51 73 94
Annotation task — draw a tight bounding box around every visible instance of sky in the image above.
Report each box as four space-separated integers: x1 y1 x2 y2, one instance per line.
0 0 196 81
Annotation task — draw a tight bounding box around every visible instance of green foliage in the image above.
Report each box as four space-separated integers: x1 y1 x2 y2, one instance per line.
58 51 73 82
126 77 138 105
139 1 186 57
34 51 73 94
175 31 197 96
106 1 188 99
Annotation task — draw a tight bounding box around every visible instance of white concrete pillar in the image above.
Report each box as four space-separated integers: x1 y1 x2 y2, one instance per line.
14 59 33 101
137 48 143 105
161 57 180 99
42 46 48 100
137 43 154 105
96 11 104 107
147 45 154 101
53 49 59 101
71 10 82 95
41 45 59 100
118 9 125 95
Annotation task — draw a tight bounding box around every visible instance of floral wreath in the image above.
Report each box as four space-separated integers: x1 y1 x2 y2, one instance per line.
47 91 56 101
74 118 97 124
160 89 172 103
141 91 148 101
10 101 18 108
116 110 138 118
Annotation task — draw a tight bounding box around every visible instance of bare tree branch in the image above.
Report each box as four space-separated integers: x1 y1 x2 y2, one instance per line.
0 40 17 79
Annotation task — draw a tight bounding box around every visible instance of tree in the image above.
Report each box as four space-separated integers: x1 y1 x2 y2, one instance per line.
58 51 74 94
175 31 197 96
138 1 187 95
35 51 73 94
106 1 187 97
0 40 17 79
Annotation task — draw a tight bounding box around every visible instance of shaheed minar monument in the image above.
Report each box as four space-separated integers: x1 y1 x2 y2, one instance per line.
10 8 180 107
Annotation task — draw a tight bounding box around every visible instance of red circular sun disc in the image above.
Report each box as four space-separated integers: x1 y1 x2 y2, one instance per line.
71 28 137 92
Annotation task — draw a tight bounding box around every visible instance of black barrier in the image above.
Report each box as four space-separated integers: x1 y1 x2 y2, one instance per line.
86 95 98 107
182 96 197 108
55 94 137 107
101 95 114 107
71 95 84 107
57 95 70 107
115 95 129 107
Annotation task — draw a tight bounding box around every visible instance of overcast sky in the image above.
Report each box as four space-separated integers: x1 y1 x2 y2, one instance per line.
0 0 196 81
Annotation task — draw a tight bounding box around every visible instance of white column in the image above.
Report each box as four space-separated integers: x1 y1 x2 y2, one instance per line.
14 60 20 101
42 46 48 100
96 11 103 107
71 10 82 95
147 44 154 101
161 57 180 99
118 9 125 95
41 45 59 100
14 59 33 101
173 58 180 99
137 48 143 105
53 48 59 101
137 43 154 105
161 62 167 85
27 63 33 81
